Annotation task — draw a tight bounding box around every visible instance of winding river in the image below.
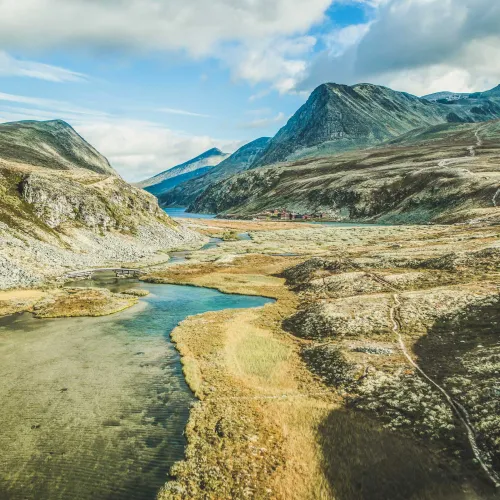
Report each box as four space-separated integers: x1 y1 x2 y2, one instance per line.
0 278 272 500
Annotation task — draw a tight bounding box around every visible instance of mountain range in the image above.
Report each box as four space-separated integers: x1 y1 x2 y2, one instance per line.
137 82 500 224
157 137 270 208
136 147 229 195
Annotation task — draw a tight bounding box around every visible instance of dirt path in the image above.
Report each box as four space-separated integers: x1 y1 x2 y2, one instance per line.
425 127 482 173
389 293 500 489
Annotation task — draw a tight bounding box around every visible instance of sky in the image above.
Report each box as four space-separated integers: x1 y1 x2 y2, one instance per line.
0 0 498 182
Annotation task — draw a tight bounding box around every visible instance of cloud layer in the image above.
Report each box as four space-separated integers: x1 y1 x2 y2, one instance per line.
0 0 330 55
299 0 500 95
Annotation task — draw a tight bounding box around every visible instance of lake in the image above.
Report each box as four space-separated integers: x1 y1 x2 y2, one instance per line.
163 207 215 219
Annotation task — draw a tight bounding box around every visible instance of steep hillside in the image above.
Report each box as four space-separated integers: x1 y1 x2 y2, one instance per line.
190 120 500 225
0 120 202 289
0 119 116 175
254 83 500 167
137 147 229 195
158 137 270 207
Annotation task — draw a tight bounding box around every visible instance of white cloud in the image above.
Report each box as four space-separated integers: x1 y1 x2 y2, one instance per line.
0 91 109 118
298 0 500 95
0 92 240 182
322 23 371 57
0 51 87 82
227 36 317 94
0 0 335 93
240 111 286 129
159 107 211 118
0 0 332 56
76 121 242 182
249 89 272 102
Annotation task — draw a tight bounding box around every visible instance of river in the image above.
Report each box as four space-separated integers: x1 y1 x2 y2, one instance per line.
0 278 273 500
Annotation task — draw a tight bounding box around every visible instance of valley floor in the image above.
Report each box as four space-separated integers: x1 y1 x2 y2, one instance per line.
143 217 499 499
2 215 499 499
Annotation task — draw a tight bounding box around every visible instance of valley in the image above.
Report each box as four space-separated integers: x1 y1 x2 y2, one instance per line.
0 81 499 500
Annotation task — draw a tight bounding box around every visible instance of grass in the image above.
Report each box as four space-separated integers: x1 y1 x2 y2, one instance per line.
146 219 499 499
33 288 138 318
155 255 337 499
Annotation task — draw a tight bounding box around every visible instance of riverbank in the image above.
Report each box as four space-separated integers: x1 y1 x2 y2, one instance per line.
144 219 499 499
145 255 338 499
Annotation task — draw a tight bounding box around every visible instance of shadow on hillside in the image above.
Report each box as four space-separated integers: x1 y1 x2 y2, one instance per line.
318 409 472 500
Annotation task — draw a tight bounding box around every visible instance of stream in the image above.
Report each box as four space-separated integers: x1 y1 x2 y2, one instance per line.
0 278 273 500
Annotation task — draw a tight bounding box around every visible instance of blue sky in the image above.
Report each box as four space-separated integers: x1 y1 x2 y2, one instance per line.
0 0 498 181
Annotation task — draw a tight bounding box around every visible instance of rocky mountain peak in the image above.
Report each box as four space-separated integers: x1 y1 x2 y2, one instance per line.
252 82 500 167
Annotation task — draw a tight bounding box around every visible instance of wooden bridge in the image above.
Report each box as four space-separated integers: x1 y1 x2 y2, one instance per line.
65 268 145 280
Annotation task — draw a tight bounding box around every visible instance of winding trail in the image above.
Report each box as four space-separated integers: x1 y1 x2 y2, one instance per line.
389 293 500 489
423 126 482 174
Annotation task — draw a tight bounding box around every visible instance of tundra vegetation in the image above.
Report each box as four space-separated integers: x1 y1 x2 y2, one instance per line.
142 216 500 499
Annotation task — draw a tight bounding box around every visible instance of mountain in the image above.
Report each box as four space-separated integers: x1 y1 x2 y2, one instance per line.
421 91 469 102
189 119 500 225
0 119 116 175
253 83 500 167
136 147 229 195
158 137 271 208
0 119 201 290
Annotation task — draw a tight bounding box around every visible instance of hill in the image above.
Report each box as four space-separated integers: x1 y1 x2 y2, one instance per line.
0 119 201 289
189 120 500 225
0 119 116 175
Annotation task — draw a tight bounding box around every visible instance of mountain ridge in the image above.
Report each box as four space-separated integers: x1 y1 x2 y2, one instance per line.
158 137 271 208
252 82 500 167
136 147 229 194
0 119 117 176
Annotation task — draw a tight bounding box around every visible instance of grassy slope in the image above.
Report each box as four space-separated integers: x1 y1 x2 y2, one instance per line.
191 121 500 224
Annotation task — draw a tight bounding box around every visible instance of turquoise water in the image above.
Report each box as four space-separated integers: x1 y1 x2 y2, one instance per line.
163 207 215 219
0 281 272 500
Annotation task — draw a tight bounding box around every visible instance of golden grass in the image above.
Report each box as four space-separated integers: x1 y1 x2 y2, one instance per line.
33 288 138 318
0 289 46 316
155 255 337 499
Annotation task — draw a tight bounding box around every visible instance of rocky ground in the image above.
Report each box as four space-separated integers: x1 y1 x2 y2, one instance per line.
0 164 204 290
141 217 500 499
0 119 205 290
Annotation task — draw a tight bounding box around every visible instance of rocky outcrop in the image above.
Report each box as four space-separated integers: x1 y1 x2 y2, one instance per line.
0 119 203 289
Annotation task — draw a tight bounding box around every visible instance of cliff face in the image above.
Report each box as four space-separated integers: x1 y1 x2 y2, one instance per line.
159 137 271 208
254 83 500 167
0 119 202 289
190 120 500 225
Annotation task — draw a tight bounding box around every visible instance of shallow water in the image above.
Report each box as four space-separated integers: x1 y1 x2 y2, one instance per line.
0 280 272 500
163 207 215 219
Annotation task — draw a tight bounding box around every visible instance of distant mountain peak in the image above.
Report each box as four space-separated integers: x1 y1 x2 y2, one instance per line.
136 147 229 191
204 147 224 156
